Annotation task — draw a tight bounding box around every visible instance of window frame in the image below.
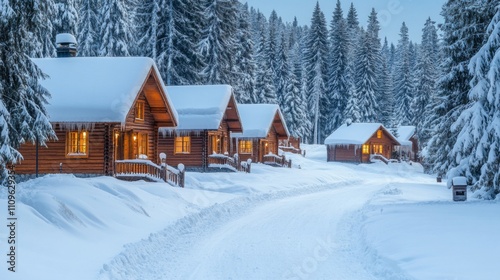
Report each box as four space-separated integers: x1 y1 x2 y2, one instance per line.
174 136 191 154
362 144 370 154
377 129 382 139
66 130 89 158
239 140 253 154
135 101 145 121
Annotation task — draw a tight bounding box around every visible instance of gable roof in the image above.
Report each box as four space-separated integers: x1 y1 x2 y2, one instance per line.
397 125 416 146
231 104 289 139
324 123 400 145
162 85 242 132
32 57 178 126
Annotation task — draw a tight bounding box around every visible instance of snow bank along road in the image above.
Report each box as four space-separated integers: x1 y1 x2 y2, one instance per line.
99 172 410 279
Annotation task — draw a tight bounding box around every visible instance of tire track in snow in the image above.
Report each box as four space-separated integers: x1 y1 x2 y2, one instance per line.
97 179 411 280
97 181 361 280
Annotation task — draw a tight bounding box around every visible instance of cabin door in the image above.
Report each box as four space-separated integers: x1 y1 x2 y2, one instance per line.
209 133 223 154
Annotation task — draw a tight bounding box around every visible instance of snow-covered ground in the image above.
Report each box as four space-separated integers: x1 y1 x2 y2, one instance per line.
1 145 498 280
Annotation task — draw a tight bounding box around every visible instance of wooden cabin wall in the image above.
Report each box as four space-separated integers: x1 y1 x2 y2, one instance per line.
327 145 362 163
15 123 118 175
231 138 259 163
157 131 207 169
124 91 158 162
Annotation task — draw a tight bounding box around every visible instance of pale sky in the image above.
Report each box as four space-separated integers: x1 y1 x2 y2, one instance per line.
241 0 445 45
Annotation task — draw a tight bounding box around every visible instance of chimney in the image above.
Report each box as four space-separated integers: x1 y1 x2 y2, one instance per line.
55 33 77 57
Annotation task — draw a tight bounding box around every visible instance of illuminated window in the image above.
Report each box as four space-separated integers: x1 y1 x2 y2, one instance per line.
377 130 382 139
175 136 191 154
362 144 370 154
67 131 88 157
239 140 253 154
373 144 383 154
135 101 145 120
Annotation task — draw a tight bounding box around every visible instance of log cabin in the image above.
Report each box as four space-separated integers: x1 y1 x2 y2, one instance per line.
230 104 289 164
158 85 243 172
324 123 400 164
396 126 419 162
16 36 178 178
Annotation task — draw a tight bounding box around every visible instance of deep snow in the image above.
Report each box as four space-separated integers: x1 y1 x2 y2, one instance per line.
1 145 498 280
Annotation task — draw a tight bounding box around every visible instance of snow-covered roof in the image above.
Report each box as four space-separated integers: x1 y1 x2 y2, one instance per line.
32 57 178 125
397 126 416 146
163 85 240 131
324 123 400 145
231 104 289 138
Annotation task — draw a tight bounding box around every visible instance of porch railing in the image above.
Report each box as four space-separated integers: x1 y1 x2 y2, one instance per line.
208 153 251 173
115 159 185 187
263 153 292 168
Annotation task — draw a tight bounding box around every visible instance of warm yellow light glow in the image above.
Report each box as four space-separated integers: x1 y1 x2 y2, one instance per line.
83 131 86 137
133 135 137 141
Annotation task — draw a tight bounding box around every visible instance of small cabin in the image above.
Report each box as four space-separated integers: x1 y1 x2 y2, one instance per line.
158 85 243 172
396 126 418 161
231 104 289 164
16 56 178 178
324 123 400 163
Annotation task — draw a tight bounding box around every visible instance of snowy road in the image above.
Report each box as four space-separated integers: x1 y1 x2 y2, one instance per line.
99 182 401 280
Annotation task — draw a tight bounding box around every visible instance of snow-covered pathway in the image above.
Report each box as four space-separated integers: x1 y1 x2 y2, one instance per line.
98 180 399 280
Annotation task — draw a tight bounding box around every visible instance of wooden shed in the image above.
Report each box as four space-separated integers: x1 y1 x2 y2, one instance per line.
324 123 400 164
16 57 178 177
230 104 289 164
158 85 243 172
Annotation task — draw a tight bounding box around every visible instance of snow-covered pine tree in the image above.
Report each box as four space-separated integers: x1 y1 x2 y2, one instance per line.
53 0 78 37
325 0 349 135
283 57 308 140
156 0 203 85
267 10 280 90
344 82 361 123
426 0 494 176
78 0 100 56
198 0 239 85
28 0 56 58
353 28 379 122
254 27 277 104
233 2 255 104
304 1 329 144
367 8 383 121
379 38 395 127
0 0 56 183
344 2 361 123
393 22 413 126
276 32 290 109
99 0 136 56
449 4 500 198
411 18 439 154
134 0 162 59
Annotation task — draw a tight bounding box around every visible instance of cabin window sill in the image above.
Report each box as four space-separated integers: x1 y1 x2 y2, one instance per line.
65 153 89 159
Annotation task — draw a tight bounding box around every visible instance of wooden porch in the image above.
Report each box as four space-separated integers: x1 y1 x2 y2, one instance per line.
114 159 185 187
263 153 292 168
208 153 251 173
